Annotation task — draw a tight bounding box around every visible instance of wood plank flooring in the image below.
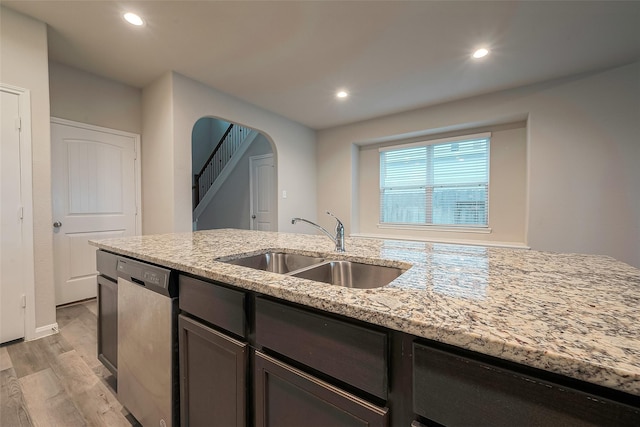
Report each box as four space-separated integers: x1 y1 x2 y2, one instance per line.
0 300 137 427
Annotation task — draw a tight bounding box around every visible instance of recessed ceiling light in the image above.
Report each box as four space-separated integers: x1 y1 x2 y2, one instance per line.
336 90 349 99
123 12 144 26
472 48 489 59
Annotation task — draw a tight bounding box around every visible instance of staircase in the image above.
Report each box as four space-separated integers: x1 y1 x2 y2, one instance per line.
193 123 253 210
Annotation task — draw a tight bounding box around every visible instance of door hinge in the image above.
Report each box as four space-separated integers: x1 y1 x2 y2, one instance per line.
135 205 138 215
15 117 21 131
21 295 27 308
18 206 24 220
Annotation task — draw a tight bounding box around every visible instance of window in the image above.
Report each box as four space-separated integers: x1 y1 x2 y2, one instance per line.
379 133 490 227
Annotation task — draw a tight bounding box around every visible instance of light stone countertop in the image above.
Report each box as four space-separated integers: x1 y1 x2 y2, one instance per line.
90 228 640 397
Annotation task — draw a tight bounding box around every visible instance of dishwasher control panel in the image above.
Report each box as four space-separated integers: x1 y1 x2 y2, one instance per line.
143 270 164 287
116 257 175 297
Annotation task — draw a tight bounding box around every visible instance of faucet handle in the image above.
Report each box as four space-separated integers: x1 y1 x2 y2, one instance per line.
326 211 346 252
326 211 344 229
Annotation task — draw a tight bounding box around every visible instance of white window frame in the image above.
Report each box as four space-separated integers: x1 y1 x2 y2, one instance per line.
379 132 491 232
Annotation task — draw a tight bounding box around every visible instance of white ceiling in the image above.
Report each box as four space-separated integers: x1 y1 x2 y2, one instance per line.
4 1 640 130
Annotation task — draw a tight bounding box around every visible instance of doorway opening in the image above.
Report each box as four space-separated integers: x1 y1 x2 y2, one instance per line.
191 117 277 231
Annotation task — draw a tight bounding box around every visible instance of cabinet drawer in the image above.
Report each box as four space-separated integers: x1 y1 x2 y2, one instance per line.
413 342 640 427
255 297 388 400
255 351 388 427
179 275 246 338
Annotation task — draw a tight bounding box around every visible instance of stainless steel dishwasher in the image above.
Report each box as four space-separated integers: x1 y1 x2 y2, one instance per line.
116 257 178 427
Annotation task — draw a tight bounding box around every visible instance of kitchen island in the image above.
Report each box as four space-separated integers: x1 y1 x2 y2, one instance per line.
92 228 640 426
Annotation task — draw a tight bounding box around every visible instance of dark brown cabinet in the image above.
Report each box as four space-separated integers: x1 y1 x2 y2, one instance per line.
96 275 118 375
179 275 246 338
413 341 640 427
255 297 388 400
96 250 119 377
178 275 249 427
178 314 247 427
254 351 388 427
169 271 639 427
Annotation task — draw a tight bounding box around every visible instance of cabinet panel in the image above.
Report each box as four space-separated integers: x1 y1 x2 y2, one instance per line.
255 297 388 399
179 314 247 427
96 250 118 281
97 275 117 376
179 275 246 337
255 351 388 427
413 342 640 427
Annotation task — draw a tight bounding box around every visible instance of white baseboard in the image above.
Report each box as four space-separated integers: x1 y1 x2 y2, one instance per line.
28 323 59 341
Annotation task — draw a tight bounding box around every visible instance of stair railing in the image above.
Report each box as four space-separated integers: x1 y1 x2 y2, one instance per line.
193 124 249 209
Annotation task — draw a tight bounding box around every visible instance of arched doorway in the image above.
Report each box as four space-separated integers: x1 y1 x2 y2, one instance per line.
191 117 277 231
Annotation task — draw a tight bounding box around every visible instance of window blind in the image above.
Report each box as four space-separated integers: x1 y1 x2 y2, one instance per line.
379 133 490 227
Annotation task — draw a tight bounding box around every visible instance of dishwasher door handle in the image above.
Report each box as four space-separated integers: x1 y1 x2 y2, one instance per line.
130 277 146 287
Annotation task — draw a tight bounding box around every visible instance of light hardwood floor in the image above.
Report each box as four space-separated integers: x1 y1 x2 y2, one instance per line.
0 300 137 427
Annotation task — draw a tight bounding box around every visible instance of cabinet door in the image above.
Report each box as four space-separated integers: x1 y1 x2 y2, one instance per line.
179 315 247 427
255 351 388 427
97 275 117 375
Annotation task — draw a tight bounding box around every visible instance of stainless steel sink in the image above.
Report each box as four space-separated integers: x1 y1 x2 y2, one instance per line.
223 252 324 274
222 251 405 288
291 260 403 289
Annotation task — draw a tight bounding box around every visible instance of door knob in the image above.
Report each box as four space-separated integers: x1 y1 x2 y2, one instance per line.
251 215 256 219
53 221 62 228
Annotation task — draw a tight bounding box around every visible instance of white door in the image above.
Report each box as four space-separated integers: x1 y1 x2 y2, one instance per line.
52 119 140 306
250 154 276 231
1 88 26 343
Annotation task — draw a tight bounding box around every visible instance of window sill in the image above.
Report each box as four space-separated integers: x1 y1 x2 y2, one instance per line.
352 232 530 249
377 223 492 234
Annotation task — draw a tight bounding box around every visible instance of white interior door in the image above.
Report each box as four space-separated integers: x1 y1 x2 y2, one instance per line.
250 154 276 231
52 119 140 306
1 88 26 343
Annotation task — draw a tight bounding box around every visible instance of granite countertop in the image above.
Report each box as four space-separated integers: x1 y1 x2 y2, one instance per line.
90 228 640 397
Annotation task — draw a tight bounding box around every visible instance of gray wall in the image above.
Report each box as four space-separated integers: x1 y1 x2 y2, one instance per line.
49 61 142 134
1 6 56 331
197 135 273 230
317 62 640 268
151 72 316 235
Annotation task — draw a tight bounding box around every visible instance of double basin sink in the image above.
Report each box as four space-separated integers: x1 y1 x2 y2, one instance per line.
221 252 405 289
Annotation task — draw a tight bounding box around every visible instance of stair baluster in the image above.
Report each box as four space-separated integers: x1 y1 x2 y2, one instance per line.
193 124 252 210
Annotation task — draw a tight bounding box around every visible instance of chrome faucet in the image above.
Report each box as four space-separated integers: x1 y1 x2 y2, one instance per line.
292 211 345 252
